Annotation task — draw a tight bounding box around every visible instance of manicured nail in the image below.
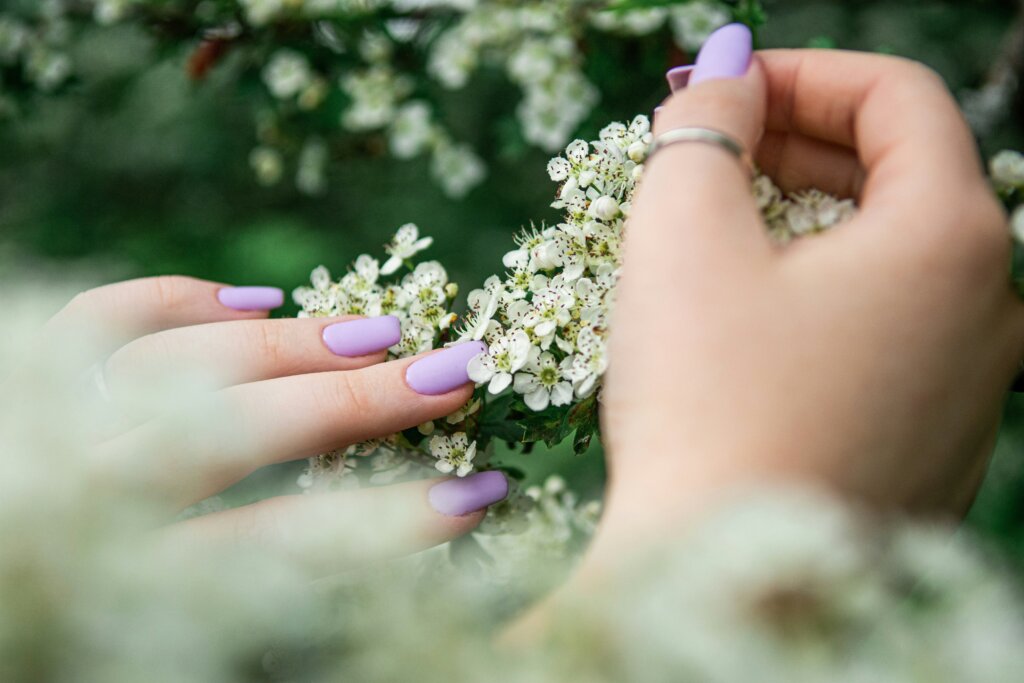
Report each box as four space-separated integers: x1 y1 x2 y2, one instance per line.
689 23 753 87
666 65 695 92
323 316 401 357
217 286 284 311
429 471 509 517
406 341 487 396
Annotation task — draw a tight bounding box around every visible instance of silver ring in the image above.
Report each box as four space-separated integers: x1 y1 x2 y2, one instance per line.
647 127 753 175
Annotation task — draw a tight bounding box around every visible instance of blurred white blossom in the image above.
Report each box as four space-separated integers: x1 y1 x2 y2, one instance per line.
262 49 313 100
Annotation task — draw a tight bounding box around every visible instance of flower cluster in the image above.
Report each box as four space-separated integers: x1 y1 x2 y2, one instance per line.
294 113 860 493
0 0 746 197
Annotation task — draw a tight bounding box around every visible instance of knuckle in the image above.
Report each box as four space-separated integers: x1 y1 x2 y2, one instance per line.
148 275 201 313
253 322 288 370
321 371 373 421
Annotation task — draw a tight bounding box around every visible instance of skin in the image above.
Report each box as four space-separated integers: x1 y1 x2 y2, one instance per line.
45 275 484 576
505 49 1024 638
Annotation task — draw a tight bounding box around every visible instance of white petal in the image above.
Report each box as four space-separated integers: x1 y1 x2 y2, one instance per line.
534 320 556 337
381 255 403 275
503 249 529 269
435 460 454 474
525 388 550 412
550 382 574 407
576 375 597 398
466 355 493 384
513 373 540 394
429 435 451 458
489 372 513 394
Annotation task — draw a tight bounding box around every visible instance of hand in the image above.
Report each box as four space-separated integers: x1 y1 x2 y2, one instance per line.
43 276 505 575
590 29 1023 570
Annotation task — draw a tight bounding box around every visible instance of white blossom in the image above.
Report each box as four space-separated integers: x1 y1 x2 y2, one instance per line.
513 348 573 411
382 223 433 275
1012 206 1024 244
564 326 607 398
991 150 1024 191
431 143 486 198
429 432 477 477
263 49 312 99
249 146 283 186
670 1 732 52
467 327 531 394
389 100 437 159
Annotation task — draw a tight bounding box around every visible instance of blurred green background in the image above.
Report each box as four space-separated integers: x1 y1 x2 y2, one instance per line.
3 0 1024 562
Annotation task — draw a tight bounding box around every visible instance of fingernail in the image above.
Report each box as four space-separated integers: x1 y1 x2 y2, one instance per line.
218 286 284 311
429 471 509 517
666 65 695 92
689 23 753 87
406 341 486 396
323 316 401 357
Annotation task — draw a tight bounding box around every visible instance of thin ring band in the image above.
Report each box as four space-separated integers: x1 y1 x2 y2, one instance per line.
647 127 754 175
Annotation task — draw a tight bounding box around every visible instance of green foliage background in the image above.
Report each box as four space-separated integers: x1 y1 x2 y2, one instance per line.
3 1 1024 562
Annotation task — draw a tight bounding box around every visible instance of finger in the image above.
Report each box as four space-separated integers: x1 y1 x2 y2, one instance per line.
47 276 285 369
102 316 401 418
757 49 992 234
162 473 509 576
96 341 487 508
755 129 865 199
637 24 772 272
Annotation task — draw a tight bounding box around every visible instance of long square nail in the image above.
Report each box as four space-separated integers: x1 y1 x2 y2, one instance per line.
428 471 509 516
218 286 285 311
323 316 401 357
406 341 487 396
690 23 753 86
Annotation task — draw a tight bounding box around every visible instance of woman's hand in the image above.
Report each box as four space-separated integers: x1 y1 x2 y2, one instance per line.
44 276 506 575
590 28 1024 570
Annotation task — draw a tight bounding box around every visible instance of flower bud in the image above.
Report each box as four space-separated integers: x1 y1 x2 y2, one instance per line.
590 195 620 222
627 140 647 162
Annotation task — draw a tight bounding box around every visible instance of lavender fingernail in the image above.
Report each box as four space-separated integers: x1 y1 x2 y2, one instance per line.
428 471 509 517
406 341 486 396
666 65 696 92
689 23 753 87
323 316 401 357
218 286 285 311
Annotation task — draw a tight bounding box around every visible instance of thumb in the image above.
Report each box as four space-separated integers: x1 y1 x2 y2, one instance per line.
632 23 769 273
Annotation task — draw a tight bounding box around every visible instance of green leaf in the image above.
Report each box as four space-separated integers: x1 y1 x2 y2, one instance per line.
568 394 600 455
573 428 594 455
477 393 527 444
519 408 573 448
500 466 527 481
